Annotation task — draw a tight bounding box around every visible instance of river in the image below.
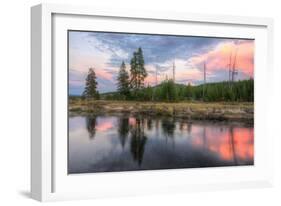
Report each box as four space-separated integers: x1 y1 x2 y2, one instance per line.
68 115 254 174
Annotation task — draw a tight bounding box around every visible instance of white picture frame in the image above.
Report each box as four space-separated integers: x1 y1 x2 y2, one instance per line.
31 3 274 202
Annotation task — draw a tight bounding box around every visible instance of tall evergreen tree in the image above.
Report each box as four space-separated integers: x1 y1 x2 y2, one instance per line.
82 68 98 99
136 48 146 88
185 83 192 99
117 61 130 98
130 51 138 90
130 47 147 91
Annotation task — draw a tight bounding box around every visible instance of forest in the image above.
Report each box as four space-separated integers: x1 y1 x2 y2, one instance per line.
102 79 254 102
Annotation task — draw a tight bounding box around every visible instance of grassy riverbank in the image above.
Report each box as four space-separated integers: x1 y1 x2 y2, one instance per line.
69 100 253 123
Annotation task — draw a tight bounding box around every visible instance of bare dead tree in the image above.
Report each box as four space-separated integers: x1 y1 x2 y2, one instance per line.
228 52 233 83
155 66 158 86
228 47 238 85
172 60 176 82
231 49 238 82
203 61 206 101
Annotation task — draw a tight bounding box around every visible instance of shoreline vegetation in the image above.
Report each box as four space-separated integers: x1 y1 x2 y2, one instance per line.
69 100 253 124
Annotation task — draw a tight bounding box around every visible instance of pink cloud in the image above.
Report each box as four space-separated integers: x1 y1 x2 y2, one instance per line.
69 50 115 81
95 69 114 81
69 79 84 87
178 68 202 82
144 75 157 86
189 41 254 77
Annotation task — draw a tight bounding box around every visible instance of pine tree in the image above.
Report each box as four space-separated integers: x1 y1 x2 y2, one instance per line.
117 61 130 98
185 83 192 100
130 47 147 91
82 68 98 99
130 51 138 90
136 48 147 88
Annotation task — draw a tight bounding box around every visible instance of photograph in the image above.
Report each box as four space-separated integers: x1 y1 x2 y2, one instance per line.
68 30 254 174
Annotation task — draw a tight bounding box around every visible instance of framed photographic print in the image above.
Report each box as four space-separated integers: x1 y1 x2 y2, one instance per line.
31 3 274 201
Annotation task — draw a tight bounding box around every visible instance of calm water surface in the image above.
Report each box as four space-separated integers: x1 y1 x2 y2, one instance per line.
68 115 254 174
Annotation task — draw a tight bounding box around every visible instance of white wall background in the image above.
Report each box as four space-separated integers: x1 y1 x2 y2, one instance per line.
0 0 280 205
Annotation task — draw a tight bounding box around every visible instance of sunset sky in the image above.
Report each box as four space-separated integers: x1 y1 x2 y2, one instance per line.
69 31 254 95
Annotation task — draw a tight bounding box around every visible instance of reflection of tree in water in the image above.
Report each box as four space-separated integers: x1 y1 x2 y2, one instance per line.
146 118 153 130
130 117 147 166
187 122 192 134
86 116 97 139
179 121 185 131
202 126 207 148
161 118 176 138
200 125 238 164
118 117 129 148
155 119 160 138
229 126 238 165
178 120 192 137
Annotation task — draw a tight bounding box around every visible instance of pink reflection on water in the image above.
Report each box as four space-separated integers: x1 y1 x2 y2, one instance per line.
95 116 253 163
96 120 114 132
190 125 254 162
129 118 136 126
233 128 254 160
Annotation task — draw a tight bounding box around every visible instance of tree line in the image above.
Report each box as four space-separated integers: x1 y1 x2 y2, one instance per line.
81 47 254 102
105 78 254 102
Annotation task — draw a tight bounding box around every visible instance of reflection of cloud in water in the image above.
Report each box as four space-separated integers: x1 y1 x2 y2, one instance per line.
129 117 136 126
96 117 117 131
96 121 114 132
68 116 254 174
190 125 253 163
69 116 123 172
